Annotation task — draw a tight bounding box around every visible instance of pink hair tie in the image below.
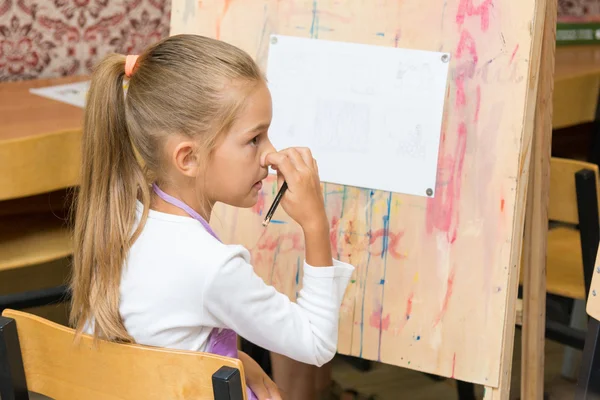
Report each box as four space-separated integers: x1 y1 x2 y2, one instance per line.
125 55 139 78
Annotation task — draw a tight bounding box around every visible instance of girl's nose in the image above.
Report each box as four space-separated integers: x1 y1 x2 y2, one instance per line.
260 139 276 167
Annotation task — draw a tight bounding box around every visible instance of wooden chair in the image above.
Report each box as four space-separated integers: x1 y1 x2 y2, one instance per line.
0 309 247 400
0 129 81 311
518 157 600 348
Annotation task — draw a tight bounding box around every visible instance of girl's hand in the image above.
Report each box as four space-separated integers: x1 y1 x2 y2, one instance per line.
262 147 328 233
239 351 282 400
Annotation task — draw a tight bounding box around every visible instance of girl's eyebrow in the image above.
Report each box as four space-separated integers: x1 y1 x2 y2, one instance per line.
245 122 270 135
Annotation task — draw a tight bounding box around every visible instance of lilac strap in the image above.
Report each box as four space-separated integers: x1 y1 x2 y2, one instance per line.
152 183 221 242
150 183 258 400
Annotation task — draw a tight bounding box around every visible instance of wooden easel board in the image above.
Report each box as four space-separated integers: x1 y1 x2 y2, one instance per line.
587 246 600 321
170 0 543 388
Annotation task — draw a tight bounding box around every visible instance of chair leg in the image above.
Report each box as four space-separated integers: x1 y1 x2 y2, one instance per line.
562 299 588 380
576 317 600 399
0 316 29 400
212 366 245 400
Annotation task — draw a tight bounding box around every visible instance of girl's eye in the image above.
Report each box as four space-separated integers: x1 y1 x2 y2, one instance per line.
250 135 260 146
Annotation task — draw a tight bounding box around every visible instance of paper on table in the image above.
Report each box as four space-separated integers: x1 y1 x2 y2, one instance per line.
29 80 131 109
266 35 450 198
29 81 91 108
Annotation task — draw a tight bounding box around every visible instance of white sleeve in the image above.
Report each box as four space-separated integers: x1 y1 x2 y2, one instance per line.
202 247 354 367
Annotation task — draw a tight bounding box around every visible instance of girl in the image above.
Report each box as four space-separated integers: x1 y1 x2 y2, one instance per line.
70 34 354 399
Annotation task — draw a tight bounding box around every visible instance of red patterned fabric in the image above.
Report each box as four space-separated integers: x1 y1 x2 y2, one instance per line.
0 0 171 81
558 0 600 22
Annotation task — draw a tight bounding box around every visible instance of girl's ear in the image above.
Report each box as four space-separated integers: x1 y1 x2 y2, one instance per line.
173 141 200 178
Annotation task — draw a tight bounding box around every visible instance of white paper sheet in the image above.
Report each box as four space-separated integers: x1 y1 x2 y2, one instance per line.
29 81 91 108
266 35 450 197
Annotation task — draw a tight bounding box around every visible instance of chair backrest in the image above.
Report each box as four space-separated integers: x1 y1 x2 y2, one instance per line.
549 157 600 297
549 157 600 225
0 130 81 202
0 309 246 400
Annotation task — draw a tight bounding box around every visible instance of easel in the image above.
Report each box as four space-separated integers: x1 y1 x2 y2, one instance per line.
468 1 556 398
170 0 558 398
520 0 557 398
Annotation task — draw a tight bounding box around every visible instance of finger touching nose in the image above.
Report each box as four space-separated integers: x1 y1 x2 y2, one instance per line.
260 140 277 167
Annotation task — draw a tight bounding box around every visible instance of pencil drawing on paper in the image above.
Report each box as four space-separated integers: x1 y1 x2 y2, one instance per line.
266 34 450 197
396 125 426 158
313 98 370 153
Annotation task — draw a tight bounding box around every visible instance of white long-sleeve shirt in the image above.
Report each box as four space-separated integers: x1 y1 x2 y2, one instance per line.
118 203 355 366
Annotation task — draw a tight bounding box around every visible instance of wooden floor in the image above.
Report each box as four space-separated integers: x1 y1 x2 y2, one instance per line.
331 332 577 400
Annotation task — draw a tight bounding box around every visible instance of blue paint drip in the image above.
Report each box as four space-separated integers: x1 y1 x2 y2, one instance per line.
377 192 393 361
309 0 319 39
415 335 421 341
381 215 390 259
269 219 287 224
379 279 385 285
359 189 374 358
258 192 264 216
295 257 301 300
340 186 348 219
376 32 385 37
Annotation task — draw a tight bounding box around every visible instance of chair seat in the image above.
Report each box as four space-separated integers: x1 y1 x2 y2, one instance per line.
516 227 586 325
0 212 72 272
546 227 586 300
520 226 586 300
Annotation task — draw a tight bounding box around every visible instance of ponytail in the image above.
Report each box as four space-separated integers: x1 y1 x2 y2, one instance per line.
70 54 150 342
70 34 265 342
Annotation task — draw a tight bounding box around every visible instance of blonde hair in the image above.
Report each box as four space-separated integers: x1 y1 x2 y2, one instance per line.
70 34 263 342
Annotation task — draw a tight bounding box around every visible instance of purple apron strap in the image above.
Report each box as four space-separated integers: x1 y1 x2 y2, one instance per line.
152 184 258 400
207 328 257 400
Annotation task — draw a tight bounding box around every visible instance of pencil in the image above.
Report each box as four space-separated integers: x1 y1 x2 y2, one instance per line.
262 181 288 226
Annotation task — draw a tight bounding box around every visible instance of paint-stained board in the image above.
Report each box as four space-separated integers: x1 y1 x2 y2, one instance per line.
171 0 536 387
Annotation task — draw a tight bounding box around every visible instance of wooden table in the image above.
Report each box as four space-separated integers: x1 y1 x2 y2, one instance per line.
0 76 86 141
0 76 87 328
0 76 86 203
554 45 600 130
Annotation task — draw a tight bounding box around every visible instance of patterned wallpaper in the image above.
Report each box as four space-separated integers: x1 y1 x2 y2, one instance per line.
0 0 171 81
558 0 600 22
